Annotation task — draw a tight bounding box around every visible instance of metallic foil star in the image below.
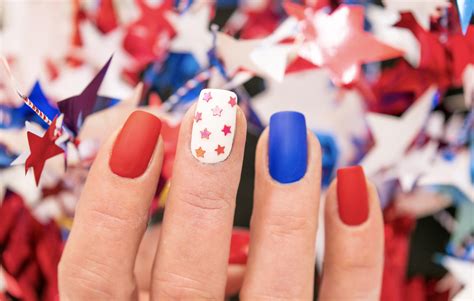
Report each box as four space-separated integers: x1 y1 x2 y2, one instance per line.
212 105 223 117
222 125 232 136
200 128 211 139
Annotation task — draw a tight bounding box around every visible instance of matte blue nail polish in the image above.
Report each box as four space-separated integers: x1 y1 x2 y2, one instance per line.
269 111 308 183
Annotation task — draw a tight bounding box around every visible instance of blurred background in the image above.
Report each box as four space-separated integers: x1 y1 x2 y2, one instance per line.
0 0 473 300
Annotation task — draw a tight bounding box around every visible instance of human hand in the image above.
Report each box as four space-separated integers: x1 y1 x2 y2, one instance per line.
59 90 383 300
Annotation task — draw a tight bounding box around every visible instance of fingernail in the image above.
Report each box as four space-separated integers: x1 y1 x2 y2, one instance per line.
229 229 250 265
337 166 369 226
110 111 162 178
268 111 307 183
191 89 238 164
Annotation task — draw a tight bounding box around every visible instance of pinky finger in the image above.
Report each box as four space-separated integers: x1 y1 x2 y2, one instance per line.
319 166 384 301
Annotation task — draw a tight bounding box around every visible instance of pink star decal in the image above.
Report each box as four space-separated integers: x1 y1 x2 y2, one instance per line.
222 125 232 136
202 91 212 102
200 128 211 139
194 112 202 123
212 105 223 117
215 144 225 155
228 96 237 107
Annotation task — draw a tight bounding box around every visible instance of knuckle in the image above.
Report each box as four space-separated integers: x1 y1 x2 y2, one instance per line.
154 271 218 300
265 213 311 240
59 257 135 300
175 187 234 213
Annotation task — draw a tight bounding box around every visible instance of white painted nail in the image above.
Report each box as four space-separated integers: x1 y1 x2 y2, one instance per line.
191 89 238 164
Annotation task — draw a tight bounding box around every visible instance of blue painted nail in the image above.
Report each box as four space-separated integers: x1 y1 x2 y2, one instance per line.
269 111 308 183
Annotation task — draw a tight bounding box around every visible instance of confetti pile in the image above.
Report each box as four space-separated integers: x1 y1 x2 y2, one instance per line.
0 0 473 300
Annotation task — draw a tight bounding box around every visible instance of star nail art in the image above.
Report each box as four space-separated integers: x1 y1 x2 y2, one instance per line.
212 105 223 117
200 128 211 139
215 144 225 155
190 89 238 164
195 147 206 158
222 125 232 136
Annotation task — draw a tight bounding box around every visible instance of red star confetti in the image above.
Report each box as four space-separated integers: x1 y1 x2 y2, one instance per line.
298 5 404 86
228 96 237 107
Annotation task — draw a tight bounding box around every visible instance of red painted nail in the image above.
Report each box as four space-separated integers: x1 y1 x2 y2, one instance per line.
109 111 162 178
337 166 369 226
229 229 250 265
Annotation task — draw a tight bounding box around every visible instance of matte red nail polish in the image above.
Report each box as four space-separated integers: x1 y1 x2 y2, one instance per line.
228 229 250 265
110 111 162 178
337 166 369 226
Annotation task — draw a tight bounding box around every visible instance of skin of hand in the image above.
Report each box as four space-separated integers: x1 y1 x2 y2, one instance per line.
58 105 384 300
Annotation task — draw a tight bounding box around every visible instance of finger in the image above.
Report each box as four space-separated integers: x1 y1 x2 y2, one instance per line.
59 111 163 300
319 166 384 300
241 111 322 300
151 89 247 300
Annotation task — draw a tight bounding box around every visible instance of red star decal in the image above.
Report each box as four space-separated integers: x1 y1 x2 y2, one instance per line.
222 125 232 136
228 96 237 107
297 5 403 85
215 144 225 155
25 119 64 185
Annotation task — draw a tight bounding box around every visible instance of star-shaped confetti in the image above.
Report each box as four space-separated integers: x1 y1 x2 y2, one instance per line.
383 0 450 31
298 5 404 85
457 0 474 35
195 147 205 158
228 96 237 107
361 86 436 176
166 3 213 66
200 128 211 140
57 56 113 136
215 144 225 155
418 151 474 203
222 125 232 136
211 105 223 117
194 111 203 122
18 117 64 185
441 256 474 300
216 32 295 82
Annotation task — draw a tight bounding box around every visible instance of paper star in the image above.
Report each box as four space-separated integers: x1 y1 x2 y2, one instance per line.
215 144 225 155
211 105 223 117
222 125 232 136
228 96 237 107
418 151 474 203
361 86 436 176
457 0 474 35
383 0 450 31
384 141 439 191
79 21 133 99
194 112 203 122
298 5 403 85
202 91 212 102
166 4 213 66
366 4 421 67
441 256 474 301
216 32 294 82
195 147 205 158
200 128 211 140
57 56 112 136
23 118 64 185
